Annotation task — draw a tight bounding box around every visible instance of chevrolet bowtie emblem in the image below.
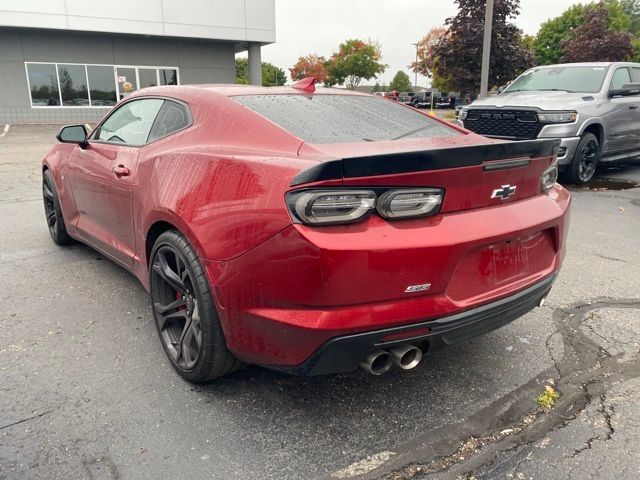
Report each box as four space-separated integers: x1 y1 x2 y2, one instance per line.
491 185 517 200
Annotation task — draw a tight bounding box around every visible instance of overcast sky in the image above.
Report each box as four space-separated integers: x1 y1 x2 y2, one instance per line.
257 0 580 86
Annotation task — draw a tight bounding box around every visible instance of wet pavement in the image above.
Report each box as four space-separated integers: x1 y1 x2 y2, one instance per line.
1 125 639 480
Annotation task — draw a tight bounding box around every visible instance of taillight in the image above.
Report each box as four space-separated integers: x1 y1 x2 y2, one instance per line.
286 188 444 226
287 190 376 226
541 159 559 192
377 189 443 220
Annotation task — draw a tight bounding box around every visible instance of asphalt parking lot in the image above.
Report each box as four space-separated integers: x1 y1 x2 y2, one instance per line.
1 124 640 480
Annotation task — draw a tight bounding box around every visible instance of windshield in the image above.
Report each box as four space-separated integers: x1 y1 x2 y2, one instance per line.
232 94 459 144
503 66 608 94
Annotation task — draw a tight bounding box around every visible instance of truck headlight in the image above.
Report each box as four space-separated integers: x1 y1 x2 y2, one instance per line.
458 108 468 121
541 159 559 192
537 111 577 124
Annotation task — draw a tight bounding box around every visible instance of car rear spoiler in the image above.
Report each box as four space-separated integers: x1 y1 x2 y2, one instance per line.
290 138 560 187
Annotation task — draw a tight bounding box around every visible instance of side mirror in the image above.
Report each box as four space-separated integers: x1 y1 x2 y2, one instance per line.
609 83 640 98
57 124 88 148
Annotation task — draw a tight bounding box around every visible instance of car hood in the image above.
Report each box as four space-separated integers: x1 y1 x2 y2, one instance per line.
468 91 598 110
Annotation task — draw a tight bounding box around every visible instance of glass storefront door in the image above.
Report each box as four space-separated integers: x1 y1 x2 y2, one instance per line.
116 67 138 100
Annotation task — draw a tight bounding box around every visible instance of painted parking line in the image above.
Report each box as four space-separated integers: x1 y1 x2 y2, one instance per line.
0 124 9 138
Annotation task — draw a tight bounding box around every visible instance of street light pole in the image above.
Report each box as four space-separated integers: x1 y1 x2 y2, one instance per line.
413 43 419 91
479 0 494 99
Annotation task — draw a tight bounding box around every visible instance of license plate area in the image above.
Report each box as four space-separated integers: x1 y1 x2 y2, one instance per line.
446 231 556 304
489 237 529 284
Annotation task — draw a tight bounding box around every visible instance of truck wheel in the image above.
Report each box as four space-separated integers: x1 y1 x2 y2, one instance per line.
561 133 599 185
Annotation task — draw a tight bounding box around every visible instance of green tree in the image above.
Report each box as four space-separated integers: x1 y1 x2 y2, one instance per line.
326 39 387 90
289 54 328 83
620 0 640 33
235 58 286 86
389 71 413 92
411 27 454 92
411 27 448 79
235 58 249 84
533 1 631 65
262 62 286 86
432 73 456 93
431 0 533 96
560 3 634 62
633 37 640 61
372 81 382 93
520 33 536 52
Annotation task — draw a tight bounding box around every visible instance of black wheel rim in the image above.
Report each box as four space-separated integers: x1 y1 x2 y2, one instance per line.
150 246 202 371
43 176 57 239
578 139 598 182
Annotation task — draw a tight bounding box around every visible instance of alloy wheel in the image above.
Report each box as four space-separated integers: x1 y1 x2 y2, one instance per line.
578 139 598 182
151 246 203 370
43 176 58 239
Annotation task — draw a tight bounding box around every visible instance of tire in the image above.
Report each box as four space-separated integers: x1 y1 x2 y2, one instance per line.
560 133 600 185
149 230 242 382
42 169 72 245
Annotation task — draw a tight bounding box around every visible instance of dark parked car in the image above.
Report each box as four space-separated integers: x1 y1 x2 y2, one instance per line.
397 93 415 105
411 92 432 109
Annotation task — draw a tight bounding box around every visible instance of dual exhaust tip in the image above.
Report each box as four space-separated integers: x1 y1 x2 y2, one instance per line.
360 345 423 375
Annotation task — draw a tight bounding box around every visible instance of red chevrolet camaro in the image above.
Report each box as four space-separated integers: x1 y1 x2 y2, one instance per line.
42 79 570 382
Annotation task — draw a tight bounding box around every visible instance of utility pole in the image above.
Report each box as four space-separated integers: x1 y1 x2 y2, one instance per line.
479 0 494 99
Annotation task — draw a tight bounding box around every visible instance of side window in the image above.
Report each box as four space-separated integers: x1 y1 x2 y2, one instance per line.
631 67 640 83
148 101 191 142
610 67 632 90
96 98 164 145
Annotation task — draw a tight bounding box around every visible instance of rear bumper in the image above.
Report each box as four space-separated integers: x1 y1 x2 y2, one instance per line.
206 186 570 370
266 273 556 375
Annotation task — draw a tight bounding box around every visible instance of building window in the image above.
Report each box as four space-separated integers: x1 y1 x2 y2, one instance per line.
116 67 138 100
25 63 180 108
87 65 118 106
58 64 90 106
139 68 158 89
160 69 178 85
27 63 60 106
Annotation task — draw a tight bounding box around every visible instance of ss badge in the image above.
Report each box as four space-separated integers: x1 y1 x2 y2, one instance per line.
405 283 431 293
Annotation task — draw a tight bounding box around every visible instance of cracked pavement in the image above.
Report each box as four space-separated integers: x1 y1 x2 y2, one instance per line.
1 125 639 479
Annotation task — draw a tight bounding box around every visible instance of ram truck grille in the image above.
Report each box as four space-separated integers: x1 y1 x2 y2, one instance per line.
463 109 541 140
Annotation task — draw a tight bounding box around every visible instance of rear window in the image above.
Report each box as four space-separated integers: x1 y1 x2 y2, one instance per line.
232 94 460 144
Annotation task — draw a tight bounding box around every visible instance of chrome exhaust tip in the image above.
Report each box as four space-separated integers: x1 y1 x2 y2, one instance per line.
359 349 393 375
390 345 422 370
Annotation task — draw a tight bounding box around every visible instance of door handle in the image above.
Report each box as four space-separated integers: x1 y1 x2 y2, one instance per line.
112 165 130 177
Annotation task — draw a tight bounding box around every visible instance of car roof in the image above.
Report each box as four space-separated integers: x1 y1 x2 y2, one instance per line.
532 62 624 68
130 84 373 98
